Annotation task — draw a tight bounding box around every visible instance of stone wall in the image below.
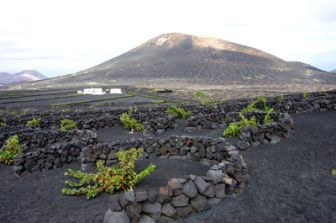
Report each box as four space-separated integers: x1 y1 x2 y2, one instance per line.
1 90 336 135
3 129 97 174
100 137 247 223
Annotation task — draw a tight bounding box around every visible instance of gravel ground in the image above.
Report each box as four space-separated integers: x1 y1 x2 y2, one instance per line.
0 111 335 223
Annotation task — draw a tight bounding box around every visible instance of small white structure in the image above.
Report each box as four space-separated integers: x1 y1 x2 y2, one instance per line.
83 88 105 95
110 88 122 94
77 90 83 94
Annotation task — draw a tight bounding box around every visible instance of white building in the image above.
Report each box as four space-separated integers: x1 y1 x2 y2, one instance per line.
110 88 122 94
83 88 105 95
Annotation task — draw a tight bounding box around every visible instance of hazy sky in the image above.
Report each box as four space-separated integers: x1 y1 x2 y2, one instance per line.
1 0 336 77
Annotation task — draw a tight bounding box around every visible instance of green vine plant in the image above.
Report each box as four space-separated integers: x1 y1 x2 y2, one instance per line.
26 118 40 127
241 96 274 125
60 119 77 131
166 106 191 119
223 113 257 137
0 135 25 165
62 148 156 199
120 113 144 132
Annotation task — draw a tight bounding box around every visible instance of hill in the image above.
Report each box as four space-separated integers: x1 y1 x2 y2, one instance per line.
13 33 336 89
0 70 46 85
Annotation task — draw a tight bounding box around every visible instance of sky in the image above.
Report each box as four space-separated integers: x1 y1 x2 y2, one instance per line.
0 0 336 77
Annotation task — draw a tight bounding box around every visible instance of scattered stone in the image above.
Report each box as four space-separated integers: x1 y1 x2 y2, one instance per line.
190 194 208 212
207 169 224 184
176 206 193 218
110 195 122 211
161 203 177 217
171 194 189 207
142 202 162 215
194 176 209 193
214 183 226 198
168 178 185 190
125 203 142 219
139 215 156 223
207 198 221 206
103 209 130 223
159 185 173 197
135 191 149 202
182 181 198 198
124 190 135 202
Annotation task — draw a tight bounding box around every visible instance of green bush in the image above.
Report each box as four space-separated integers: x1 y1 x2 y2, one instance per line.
195 91 206 97
26 118 40 127
166 106 191 119
0 135 24 165
0 121 6 127
223 113 257 137
62 148 155 199
120 113 144 132
239 113 257 127
303 92 310 100
60 119 77 131
223 122 241 137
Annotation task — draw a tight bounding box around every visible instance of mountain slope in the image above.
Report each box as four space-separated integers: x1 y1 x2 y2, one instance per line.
0 70 46 85
16 33 336 88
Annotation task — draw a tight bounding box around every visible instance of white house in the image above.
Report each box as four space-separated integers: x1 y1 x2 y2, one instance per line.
77 90 83 94
83 88 105 95
110 88 122 94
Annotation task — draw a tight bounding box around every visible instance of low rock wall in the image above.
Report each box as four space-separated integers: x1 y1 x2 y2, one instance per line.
101 137 247 222
4 129 97 174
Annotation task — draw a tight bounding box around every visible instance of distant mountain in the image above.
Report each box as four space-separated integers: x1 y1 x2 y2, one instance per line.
13 33 336 89
0 70 47 85
330 69 336 73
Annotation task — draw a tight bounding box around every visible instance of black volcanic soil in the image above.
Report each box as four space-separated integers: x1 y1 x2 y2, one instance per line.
178 111 336 223
0 111 335 223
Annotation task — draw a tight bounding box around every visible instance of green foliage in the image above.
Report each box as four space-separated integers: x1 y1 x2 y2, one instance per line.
200 98 218 108
166 106 191 119
241 97 274 124
0 121 6 127
120 113 144 132
62 148 155 199
278 95 285 103
303 92 310 100
223 122 241 137
195 90 206 97
60 119 77 131
264 108 274 125
0 135 24 165
241 101 258 112
239 113 257 127
26 118 40 127
223 113 257 137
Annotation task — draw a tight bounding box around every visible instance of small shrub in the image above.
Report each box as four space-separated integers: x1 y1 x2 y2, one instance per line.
0 121 6 127
278 95 285 103
0 135 24 165
195 91 206 97
200 98 218 108
120 113 144 132
60 119 77 131
241 101 259 112
239 113 257 127
303 92 310 100
223 122 241 137
166 106 191 119
26 118 40 127
264 108 274 125
223 113 257 137
62 148 155 199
